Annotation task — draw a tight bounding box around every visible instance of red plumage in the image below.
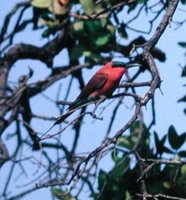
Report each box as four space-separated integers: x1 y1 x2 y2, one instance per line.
55 61 128 124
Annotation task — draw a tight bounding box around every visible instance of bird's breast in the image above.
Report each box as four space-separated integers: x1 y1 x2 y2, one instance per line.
108 68 126 81
100 68 126 96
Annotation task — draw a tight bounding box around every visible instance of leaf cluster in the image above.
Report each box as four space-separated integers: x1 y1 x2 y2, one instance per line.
51 122 186 199
94 123 186 199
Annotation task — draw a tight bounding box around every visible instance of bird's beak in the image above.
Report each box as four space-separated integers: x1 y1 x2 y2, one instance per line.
112 61 126 67
126 63 142 69
112 61 141 69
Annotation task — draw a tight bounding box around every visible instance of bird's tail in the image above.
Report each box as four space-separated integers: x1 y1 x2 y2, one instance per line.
54 99 86 125
40 111 73 139
54 99 91 125
41 100 95 139
42 100 91 138
54 112 72 125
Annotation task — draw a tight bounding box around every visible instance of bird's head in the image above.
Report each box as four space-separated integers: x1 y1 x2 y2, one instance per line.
111 61 141 69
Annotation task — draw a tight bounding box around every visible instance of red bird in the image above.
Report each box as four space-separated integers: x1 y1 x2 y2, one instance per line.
54 61 139 125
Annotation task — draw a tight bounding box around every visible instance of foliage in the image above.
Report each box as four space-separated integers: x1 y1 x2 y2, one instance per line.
96 122 186 199
51 121 186 200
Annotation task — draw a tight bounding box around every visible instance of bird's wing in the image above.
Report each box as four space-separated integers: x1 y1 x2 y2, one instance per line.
68 73 108 110
77 73 108 100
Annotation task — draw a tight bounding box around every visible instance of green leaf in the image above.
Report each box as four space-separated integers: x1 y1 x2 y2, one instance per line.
31 0 51 8
52 187 63 199
40 18 61 27
73 21 84 32
116 136 133 150
79 0 94 15
137 0 145 3
181 66 186 77
85 20 102 32
178 42 186 48
154 132 173 155
181 165 186 175
163 181 171 189
178 95 186 102
117 122 151 153
118 23 128 39
168 125 178 149
70 46 84 61
83 51 101 62
41 28 57 37
41 19 64 37
168 126 185 150
106 24 115 35
127 2 138 13
130 120 143 134
178 151 186 158
111 149 120 163
51 187 76 200
181 0 186 5
125 191 132 200
94 34 110 46
184 108 186 115
110 157 130 178
98 169 108 189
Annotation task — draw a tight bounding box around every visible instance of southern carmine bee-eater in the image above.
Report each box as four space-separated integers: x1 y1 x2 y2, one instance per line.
54 61 140 125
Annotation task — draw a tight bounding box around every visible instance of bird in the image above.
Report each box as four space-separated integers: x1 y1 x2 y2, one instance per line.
54 61 140 125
